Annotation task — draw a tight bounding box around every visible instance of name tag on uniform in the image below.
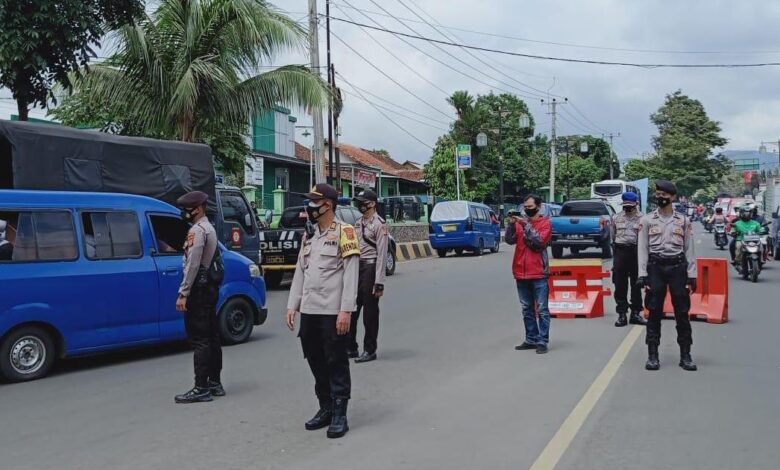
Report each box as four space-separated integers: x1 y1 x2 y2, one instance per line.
649 227 662 235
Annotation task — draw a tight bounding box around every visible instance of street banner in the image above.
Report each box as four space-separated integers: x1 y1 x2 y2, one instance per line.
356 170 376 187
457 144 472 169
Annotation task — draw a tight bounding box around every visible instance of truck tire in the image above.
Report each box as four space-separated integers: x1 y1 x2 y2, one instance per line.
490 238 499 253
219 298 254 345
455 248 464 256
474 239 484 256
437 249 448 258
551 245 563 259
264 270 283 289
0 326 56 383
385 249 396 276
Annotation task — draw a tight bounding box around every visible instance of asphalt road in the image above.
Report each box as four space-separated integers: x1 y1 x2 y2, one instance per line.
1 228 778 470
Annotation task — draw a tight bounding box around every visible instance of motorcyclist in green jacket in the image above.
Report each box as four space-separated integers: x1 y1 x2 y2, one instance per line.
731 206 762 267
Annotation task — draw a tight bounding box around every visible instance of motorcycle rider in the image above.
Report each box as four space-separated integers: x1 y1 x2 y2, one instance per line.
731 205 762 269
710 207 727 225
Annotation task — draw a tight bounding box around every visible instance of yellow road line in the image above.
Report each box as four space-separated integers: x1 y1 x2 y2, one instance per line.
529 325 643 470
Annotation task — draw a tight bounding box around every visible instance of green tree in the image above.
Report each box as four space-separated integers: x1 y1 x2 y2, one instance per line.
0 0 143 120
51 0 327 173
649 90 728 195
423 135 476 201
623 158 658 182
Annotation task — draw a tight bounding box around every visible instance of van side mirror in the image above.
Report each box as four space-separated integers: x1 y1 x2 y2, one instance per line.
264 209 273 226
244 213 253 227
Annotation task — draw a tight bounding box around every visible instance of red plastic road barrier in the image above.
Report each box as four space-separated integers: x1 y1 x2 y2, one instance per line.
547 259 611 319
643 258 729 324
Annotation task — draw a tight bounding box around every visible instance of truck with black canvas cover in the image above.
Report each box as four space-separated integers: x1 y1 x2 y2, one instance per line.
0 119 260 264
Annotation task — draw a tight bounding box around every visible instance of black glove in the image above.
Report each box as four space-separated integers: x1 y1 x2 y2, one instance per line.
636 276 649 289
687 278 697 294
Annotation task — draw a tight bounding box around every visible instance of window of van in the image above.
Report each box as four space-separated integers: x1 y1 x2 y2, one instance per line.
0 210 77 262
430 201 469 222
150 215 188 254
81 212 142 259
221 191 255 235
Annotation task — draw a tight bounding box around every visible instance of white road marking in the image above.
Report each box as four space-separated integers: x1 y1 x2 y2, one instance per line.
529 325 643 470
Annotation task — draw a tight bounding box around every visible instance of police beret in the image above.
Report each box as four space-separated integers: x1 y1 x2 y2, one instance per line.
621 191 639 203
305 183 339 201
353 189 378 203
655 179 677 195
176 190 209 208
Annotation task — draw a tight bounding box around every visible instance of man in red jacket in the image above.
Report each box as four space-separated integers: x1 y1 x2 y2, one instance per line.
505 195 553 354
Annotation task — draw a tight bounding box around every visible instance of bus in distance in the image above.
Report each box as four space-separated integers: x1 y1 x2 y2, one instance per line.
591 180 641 213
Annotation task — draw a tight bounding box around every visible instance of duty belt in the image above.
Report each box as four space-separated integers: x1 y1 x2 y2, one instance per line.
360 258 376 265
649 254 686 266
614 243 637 249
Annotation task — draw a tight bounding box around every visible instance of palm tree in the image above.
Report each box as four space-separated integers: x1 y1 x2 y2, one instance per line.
68 0 327 144
447 91 474 120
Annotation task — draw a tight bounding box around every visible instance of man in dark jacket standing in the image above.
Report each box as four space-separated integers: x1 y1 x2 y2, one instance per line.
505 195 553 354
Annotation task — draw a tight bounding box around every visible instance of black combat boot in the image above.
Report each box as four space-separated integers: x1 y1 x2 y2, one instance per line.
327 398 349 439
305 399 332 431
629 311 647 325
174 386 213 404
679 345 698 371
645 344 660 371
614 313 628 327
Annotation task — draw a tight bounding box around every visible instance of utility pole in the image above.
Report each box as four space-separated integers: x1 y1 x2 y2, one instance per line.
498 106 504 223
325 0 334 185
603 132 619 179
308 0 325 184
543 98 566 203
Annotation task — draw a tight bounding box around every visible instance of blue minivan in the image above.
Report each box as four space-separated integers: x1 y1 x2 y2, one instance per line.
0 190 268 382
429 201 500 257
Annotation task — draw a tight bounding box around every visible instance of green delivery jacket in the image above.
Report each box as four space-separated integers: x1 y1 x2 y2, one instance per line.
730 219 762 241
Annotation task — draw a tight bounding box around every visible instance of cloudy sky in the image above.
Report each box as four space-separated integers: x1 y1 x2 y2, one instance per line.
3 0 780 165
277 0 780 164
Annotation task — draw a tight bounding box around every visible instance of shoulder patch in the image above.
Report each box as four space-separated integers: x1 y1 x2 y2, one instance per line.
187 232 195 247
340 224 360 257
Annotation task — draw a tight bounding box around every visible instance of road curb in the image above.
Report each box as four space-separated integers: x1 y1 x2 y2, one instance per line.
396 240 434 261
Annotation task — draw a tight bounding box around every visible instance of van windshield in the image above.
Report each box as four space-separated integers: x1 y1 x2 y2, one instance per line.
593 184 623 196
431 201 469 222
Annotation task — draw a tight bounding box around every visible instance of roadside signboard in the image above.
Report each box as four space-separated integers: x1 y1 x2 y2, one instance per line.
457 144 472 169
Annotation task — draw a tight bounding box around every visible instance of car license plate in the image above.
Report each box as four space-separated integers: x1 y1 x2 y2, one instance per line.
442 224 457 233
266 256 285 264
566 234 584 240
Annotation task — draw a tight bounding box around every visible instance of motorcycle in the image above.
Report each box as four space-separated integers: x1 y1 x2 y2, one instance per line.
704 218 714 233
738 233 762 282
758 223 772 265
714 224 728 250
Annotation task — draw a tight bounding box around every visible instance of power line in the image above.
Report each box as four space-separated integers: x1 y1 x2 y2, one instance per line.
328 29 453 120
340 87 449 132
392 0 555 99
336 73 452 126
335 1 536 100
339 72 434 150
333 4 449 96
331 3 780 56
356 0 542 98
567 101 611 134
329 17 780 68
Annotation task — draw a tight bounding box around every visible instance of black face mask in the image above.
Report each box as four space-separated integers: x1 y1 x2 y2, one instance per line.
623 205 635 212
524 207 539 217
181 208 197 221
656 197 671 208
357 202 371 214
306 202 328 223
740 213 751 221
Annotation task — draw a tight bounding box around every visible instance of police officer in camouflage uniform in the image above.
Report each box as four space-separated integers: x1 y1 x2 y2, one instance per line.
638 180 698 372
349 189 389 364
174 191 224 404
286 183 360 439
610 192 647 328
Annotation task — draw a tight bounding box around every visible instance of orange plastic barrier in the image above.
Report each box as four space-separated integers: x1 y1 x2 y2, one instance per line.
642 258 729 324
547 259 611 319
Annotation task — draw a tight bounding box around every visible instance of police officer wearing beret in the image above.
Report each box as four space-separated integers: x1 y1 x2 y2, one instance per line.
610 192 647 328
286 183 360 439
349 189 389 364
174 191 225 403
637 180 698 371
